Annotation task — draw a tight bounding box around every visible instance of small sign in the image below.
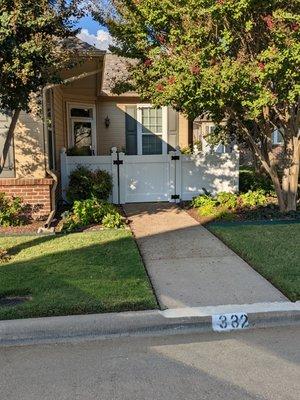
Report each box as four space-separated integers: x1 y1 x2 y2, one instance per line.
212 313 249 332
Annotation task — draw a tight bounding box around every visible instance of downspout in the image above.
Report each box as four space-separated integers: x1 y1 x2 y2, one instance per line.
42 86 58 230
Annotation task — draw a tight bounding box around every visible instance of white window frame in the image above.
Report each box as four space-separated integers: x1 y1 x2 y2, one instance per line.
137 104 168 155
67 102 97 154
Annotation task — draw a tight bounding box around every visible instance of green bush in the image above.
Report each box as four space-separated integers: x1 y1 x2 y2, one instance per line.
192 189 268 219
240 190 267 207
67 146 92 156
66 166 112 203
0 193 28 227
61 199 124 232
239 167 273 194
192 194 216 208
216 192 238 209
102 212 124 228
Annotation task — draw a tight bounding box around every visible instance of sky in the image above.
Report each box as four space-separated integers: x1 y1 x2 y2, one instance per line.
75 15 112 50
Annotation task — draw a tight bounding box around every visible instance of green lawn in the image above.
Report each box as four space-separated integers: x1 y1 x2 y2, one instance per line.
209 221 300 301
0 230 157 320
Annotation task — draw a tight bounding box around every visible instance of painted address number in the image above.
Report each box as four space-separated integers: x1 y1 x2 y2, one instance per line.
212 313 249 332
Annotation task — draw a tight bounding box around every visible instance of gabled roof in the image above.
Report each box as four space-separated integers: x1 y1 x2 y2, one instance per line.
100 53 138 97
63 37 106 56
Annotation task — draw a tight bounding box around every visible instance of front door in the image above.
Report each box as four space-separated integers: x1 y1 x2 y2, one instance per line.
68 103 96 155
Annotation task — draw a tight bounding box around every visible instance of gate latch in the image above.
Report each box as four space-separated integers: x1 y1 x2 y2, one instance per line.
171 194 180 200
171 155 180 160
113 160 124 165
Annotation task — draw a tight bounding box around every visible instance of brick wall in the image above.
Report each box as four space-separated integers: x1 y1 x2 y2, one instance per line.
0 178 53 220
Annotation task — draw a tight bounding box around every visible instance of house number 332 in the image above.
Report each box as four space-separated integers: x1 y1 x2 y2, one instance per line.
212 313 249 332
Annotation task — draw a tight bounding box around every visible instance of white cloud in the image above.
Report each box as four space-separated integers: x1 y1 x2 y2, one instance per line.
77 28 112 51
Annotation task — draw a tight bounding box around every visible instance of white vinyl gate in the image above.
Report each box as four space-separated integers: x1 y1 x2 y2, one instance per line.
61 147 239 204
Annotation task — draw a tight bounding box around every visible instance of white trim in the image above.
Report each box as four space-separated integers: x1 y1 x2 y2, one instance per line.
136 104 168 155
66 102 97 154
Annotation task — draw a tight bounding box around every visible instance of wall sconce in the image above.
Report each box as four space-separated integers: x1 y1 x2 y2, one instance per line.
105 116 110 128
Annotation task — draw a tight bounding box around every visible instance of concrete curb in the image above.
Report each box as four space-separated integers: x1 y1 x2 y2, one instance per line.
1 301 300 346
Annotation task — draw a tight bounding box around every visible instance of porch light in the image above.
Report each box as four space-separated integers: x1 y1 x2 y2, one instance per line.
105 116 110 128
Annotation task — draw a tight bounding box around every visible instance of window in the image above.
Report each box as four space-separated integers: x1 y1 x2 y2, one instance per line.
272 129 284 145
68 104 96 154
137 105 167 155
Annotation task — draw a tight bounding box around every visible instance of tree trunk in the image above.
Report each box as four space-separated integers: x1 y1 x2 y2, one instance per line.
0 109 21 174
281 136 300 212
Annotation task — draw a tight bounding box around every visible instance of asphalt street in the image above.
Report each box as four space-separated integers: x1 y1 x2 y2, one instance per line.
0 325 299 400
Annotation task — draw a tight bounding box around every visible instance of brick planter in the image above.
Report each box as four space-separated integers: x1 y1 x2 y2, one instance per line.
0 178 53 220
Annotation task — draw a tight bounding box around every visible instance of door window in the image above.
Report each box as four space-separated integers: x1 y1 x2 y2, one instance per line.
68 104 96 154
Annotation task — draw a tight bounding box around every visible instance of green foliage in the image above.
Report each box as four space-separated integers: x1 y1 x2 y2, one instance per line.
98 0 300 211
239 167 274 194
66 166 113 203
61 199 124 232
216 192 238 209
102 212 124 229
0 0 82 112
192 194 216 208
192 189 268 219
67 146 92 156
240 190 267 208
0 192 28 226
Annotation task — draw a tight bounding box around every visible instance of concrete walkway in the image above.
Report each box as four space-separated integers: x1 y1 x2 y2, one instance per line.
124 203 287 309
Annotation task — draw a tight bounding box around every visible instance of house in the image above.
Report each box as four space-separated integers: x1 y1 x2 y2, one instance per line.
0 40 193 219
0 39 239 222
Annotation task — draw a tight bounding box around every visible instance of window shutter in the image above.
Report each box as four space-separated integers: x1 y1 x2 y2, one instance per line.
0 111 15 177
125 106 137 155
167 108 179 152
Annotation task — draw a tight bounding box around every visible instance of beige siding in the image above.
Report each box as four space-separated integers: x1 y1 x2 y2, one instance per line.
97 102 126 155
60 59 102 100
14 111 46 178
52 87 66 167
178 113 190 148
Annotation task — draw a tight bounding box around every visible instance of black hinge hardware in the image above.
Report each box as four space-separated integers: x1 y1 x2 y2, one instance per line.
171 155 180 160
113 160 124 165
171 194 180 200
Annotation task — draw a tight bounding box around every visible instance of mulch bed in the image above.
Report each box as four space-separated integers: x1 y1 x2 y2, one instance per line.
0 221 46 235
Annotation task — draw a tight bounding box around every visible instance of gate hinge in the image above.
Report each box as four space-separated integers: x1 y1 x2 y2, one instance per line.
171 155 180 160
171 194 180 200
113 160 123 165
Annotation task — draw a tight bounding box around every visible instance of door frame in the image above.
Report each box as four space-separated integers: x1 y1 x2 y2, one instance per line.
66 102 97 154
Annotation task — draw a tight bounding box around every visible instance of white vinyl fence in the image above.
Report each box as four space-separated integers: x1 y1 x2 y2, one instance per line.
60 147 239 204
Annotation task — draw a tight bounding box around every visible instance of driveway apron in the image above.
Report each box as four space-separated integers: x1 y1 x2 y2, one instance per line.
124 203 287 309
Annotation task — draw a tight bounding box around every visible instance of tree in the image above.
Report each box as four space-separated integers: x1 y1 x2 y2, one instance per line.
96 0 300 212
0 0 83 172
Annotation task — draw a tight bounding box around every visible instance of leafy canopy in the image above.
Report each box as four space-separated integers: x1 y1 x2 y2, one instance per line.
0 0 83 112
97 0 300 127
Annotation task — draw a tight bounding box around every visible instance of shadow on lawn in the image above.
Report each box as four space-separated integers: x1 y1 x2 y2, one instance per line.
0 234 156 320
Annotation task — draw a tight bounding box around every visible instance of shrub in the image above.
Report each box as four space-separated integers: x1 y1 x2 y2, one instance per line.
192 189 268 219
216 192 238 209
102 212 124 228
239 167 273 194
192 194 216 208
61 199 124 232
66 166 112 203
67 146 92 156
240 190 267 208
0 193 28 226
